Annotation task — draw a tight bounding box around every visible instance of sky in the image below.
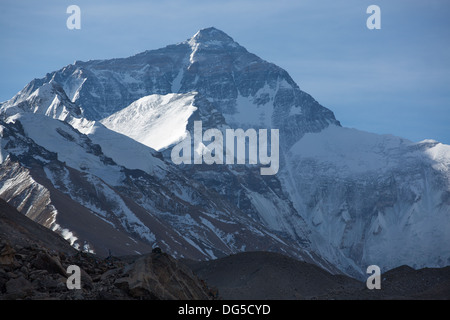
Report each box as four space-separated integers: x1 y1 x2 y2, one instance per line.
1 0 449 144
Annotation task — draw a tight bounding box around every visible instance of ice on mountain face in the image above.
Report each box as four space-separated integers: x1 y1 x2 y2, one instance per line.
312 208 324 227
187 28 241 63
422 141 450 170
61 67 87 101
100 93 198 151
6 113 124 186
2 79 169 177
288 125 412 175
1 81 82 121
2 84 165 179
189 28 238 46
171 69 184 93
281 125 450 276
52 224 78 246
224 90 274 129
84 174 157 243
363 192 450 270
69 117 167 177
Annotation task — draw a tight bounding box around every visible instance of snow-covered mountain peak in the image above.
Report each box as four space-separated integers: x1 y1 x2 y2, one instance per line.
187 27 244 65
0 80 82 121
188 27 239 48
0 27 339 145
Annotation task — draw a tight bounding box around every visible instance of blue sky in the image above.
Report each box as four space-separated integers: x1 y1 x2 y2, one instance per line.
1 0 449 144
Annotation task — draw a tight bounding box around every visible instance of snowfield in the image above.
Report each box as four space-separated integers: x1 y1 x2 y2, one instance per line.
101 93 198 151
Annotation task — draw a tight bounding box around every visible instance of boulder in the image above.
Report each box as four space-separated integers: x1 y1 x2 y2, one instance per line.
0 243 16 265
114 253 212 300
5 276 33 299
32 252 66 277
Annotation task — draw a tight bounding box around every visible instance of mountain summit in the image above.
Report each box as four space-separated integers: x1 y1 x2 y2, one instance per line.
0 28 449 279
188 27 239 46
2 27 340 147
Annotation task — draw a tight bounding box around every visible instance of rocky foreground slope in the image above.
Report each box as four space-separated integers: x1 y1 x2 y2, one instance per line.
0 199 215 300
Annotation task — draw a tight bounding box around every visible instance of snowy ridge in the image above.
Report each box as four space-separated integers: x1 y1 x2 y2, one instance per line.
0 81 82 121
6 113 124 186
3 80 168 176
100 93 198 151
69 116 167 177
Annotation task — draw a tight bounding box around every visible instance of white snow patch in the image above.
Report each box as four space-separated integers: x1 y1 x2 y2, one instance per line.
69 117 167 176
100 93 198 151
9 113 123 186
289 125 414 175
52 223 78 246
223 83 276 129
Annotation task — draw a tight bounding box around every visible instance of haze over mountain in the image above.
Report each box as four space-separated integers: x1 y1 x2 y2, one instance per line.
0 27 449 279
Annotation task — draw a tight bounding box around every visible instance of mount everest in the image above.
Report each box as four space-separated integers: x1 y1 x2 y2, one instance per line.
0 27 449 279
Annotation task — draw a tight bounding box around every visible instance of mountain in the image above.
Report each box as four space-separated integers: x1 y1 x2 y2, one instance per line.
0 27 449 279
1 28 339 147
0 113 322 266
